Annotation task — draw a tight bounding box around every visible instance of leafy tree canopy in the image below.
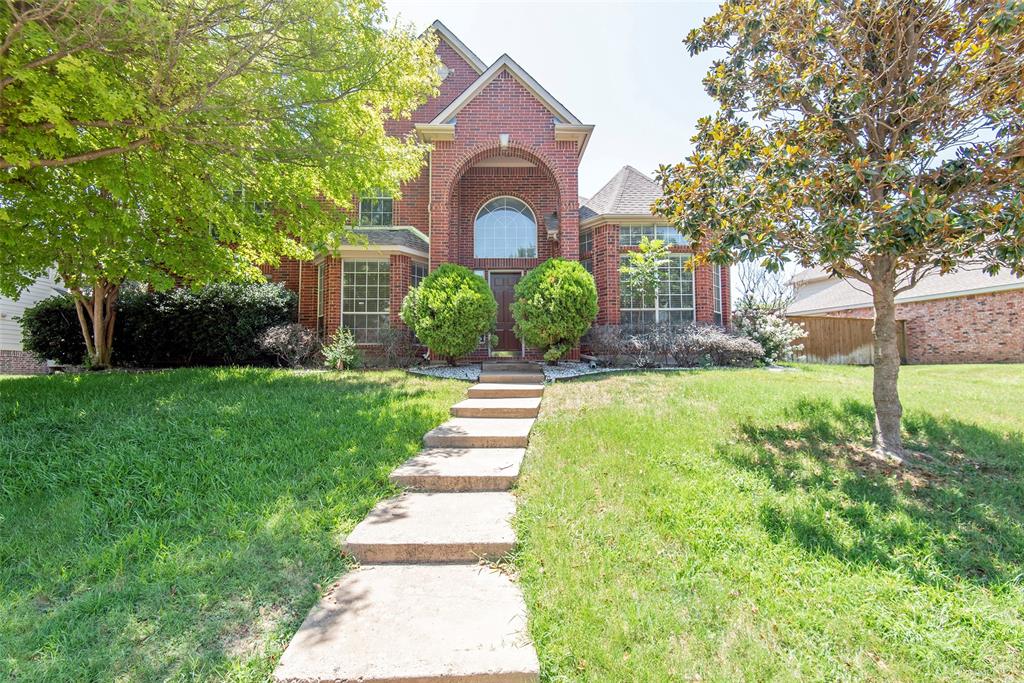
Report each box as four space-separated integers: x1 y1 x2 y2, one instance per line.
656 0 1024 461
0 0 440 366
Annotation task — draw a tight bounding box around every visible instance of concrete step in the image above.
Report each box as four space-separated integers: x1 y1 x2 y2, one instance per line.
390 447 526 491
482 361 537 372
452 397 541 418
468 383 544 399
344 492 516 563
423 417 534 448
479 371 545 384
274 564 539 683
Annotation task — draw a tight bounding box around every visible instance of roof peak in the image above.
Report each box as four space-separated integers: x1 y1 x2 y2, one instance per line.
580 164 662 224
427 20 487 74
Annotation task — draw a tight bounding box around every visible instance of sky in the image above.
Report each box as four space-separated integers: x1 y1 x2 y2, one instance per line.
385 0 722 198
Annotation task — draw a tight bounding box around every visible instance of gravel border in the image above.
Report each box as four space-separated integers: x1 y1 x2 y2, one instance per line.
408 361 792 382
407 364 481 382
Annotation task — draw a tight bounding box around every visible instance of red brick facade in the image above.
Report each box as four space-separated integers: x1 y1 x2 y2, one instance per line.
263 26 730 359
825 288 1024 364
0 349 49 374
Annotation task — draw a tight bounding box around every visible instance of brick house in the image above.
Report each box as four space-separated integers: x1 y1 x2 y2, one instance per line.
262 21 730 360
788 267 1024 364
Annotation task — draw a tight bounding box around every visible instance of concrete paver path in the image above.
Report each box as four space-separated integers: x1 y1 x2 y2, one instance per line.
274 363 545 683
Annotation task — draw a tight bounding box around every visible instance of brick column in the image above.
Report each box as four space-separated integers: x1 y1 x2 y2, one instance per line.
694 263 715 325
325 257 343 337
389 254 412 326
429 204 451 267
592 223 621 325
559 197 579 260
297 260 319 330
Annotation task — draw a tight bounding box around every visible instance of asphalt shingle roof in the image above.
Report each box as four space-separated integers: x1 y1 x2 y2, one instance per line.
340 228 428 254
788 267 1024 314
580 166 662 222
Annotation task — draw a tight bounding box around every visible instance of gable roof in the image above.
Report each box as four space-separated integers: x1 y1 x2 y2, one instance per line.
579 166 662 224
427 20 486 74
430 53 583 126
788 267 1024 315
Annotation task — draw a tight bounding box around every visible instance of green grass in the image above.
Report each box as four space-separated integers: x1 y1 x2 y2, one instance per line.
515 364 1024 682
0 368 463 682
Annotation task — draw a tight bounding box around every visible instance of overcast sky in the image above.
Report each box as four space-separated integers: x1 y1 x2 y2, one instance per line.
386 0 722 198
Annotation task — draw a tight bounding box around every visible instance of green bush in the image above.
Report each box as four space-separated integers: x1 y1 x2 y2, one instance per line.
512 258 598 362
18 294 86 365
19 283 296 367
322 328 361 370
400 264 496 363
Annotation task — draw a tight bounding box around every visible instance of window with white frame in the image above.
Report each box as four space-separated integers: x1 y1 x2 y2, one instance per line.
619 253 694 328
474 196 537 258
580 229 594 255
619 225 686 247
411 261 428 287
342 260 390 343
316 262 326 338
359 189 393 226
713 265 723 325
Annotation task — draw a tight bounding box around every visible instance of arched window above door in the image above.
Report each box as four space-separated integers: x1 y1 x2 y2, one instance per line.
474 196 537 258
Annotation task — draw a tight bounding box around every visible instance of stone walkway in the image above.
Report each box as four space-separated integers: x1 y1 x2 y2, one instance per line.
274 362 544 683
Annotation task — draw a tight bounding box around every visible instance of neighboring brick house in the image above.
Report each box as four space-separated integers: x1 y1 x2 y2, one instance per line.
263 21 729 359
0 272 61 374
788 267 1024 364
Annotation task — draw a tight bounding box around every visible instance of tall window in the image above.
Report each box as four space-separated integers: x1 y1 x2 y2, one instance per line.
474 196 537 258
342 260 390 343
580 229 594 255
619 225 686 246
411 261 428 287
713 265 723 326
619 253 694 328
316 262 326 338
359 189 393 226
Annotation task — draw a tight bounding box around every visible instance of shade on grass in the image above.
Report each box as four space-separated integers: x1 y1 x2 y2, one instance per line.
0 368 463 681
515 364 1024 681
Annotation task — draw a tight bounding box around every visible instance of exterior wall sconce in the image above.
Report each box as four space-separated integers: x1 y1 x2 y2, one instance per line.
545 212 560 241
499 133 510 148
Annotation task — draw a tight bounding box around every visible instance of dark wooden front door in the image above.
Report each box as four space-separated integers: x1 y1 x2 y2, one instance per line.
490 272 521 355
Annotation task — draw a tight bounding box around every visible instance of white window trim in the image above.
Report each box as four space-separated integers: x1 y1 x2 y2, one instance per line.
713 265 724 325
341 259 391 344
619 224 688 247
619 253 695 325
358 189 394 227
473 196 538 259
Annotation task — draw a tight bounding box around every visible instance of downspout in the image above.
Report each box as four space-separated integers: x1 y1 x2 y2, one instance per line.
296 261 302 324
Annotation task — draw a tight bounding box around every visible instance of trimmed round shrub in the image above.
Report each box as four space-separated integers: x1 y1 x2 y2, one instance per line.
19 294 87 365
512 259 598 362
400 264 496 363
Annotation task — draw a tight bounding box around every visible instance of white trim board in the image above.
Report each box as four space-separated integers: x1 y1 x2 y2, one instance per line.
430 54 584 126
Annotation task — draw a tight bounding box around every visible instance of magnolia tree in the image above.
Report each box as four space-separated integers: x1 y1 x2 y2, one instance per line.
657 0 1024 464
0 0 439 367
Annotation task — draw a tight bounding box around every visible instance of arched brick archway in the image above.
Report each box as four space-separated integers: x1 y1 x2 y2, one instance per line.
429 142 580 268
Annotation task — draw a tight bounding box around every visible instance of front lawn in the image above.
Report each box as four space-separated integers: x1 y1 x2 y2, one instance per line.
516 364 1024 681
0 368 463 681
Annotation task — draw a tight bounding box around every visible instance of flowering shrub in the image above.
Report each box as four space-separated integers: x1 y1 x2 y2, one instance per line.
732 302 804 364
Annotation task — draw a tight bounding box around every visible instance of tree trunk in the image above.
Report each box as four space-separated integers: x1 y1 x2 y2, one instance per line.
869 273 906 464
72 279 120 369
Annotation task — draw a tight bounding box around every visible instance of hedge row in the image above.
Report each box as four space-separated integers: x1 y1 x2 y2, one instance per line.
20 283 296 367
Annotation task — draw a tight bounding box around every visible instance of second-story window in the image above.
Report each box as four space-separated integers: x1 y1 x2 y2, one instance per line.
359 189 393 226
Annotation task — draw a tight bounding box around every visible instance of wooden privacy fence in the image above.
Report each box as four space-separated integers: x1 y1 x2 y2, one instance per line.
786 315 907 365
